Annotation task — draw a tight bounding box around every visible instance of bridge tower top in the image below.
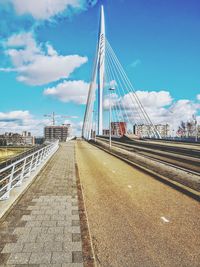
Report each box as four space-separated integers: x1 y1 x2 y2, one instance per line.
97 5 105 135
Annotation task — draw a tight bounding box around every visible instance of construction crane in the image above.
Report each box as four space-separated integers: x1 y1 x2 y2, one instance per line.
44 112 55 126
44 112 78 126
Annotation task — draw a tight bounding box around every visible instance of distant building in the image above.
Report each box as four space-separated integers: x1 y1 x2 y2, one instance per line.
133 124 170 138
0 132 35 146
111 122 127 136
35 137 45 145
44 124 72 142
198 125 200 138
103 129 110 136
102 122 127 136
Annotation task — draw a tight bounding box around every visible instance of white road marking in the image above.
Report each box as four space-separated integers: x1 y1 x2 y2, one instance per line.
161 216 170 223
128 185 132 189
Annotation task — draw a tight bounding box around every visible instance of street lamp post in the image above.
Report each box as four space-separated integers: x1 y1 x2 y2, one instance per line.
193 114 198 142
109 87 115 148
92 110 97 142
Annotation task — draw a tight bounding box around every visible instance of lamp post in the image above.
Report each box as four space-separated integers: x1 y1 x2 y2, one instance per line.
92 110 97 142
193 114 198 142
109 87 115 148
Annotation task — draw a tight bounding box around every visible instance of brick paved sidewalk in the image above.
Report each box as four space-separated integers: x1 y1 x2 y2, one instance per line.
0 141 83 266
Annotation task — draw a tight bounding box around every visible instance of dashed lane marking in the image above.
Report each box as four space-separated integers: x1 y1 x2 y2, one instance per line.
161 216 170 223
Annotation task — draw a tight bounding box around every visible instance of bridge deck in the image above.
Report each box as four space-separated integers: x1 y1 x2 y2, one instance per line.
0 142 83 266
76 140 200 267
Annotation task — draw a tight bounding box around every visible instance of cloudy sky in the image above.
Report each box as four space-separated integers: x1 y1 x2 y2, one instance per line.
0 0 200 136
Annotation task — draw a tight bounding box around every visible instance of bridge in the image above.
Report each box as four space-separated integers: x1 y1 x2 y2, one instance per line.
0 5 200 267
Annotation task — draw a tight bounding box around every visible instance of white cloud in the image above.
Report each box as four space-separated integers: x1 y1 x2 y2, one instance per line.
132 90 173 107
11 0 81 20
0 110 49 136
0 110 31 122
9 0 99 20
44 80 89 104
103 93 120 110
63 119 83 135
6 32 36 48
0 110 83 136
105 90 200 132
197 94 200 101
2 32 88 85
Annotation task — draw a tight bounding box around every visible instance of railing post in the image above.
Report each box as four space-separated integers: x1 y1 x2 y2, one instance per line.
33 151 40 170
17 157 27 186
36 151 41 166
2 165 15 200
28 154 35 176
40 148 45 163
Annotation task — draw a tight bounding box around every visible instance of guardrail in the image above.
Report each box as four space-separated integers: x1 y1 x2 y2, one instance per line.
0 144 46 169
0 141 59 201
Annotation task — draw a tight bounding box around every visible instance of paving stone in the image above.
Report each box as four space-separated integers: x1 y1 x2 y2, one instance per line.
56 221 71 227
43 242 63 252
54 233 71 242
45 210 59 215
47 227 64 234
36 233 55 243
72 206 78 211
21 215 35 221
38 205 50 210
72 220 80 227
58 210 71 215
62 264 83 267
23 242 44 252
40 264 62 267
1 243 24 253
72 251 83 263
27 206 41 210
32 199 43 202
30 226 48 234
25 221 42 227
42 220 57 227
29 252 51 264
31 210 46 215
64 226 80 234
51 215 66 221
72 233 81 242
15 264 39 267
72 210 79 215
39 263 62 267
35 215 51 221
63 242 82 252
52 252 71 264
7 253 31 264
13 227 31 236
17 232 38 243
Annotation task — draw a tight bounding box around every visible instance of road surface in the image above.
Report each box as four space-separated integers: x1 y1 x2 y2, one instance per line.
76 140 200 267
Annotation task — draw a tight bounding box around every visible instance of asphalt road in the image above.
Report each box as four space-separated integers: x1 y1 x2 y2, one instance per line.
76 140 200 267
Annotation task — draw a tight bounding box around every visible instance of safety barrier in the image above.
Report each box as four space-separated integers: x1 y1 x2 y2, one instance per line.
0 141 59 200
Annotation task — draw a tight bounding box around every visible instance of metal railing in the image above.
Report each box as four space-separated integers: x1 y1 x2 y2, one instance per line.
0 141 59 201
0 144 46 169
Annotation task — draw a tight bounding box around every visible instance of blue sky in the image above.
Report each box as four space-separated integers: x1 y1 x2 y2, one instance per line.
0 0 199 136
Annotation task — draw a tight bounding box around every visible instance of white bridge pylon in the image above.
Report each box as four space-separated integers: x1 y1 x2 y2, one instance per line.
98 5 105 136
82 5 161 140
